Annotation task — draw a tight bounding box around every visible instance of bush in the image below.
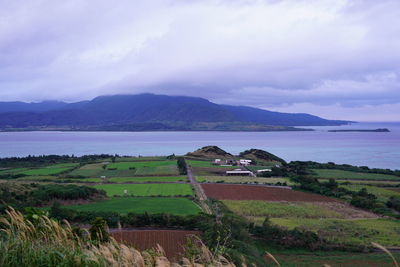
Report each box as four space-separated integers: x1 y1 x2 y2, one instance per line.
177 157 187 175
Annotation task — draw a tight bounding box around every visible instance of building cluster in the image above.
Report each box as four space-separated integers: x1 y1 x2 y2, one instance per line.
211 158 272 177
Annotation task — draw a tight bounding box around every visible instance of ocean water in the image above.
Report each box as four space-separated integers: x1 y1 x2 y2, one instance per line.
0 122 399 170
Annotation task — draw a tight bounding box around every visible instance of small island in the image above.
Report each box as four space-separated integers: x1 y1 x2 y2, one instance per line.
328 128 390 132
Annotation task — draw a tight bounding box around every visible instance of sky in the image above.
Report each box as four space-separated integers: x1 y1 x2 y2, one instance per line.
0 0 399 121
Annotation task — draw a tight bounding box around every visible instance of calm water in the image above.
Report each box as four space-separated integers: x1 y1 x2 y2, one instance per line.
0 122 399 170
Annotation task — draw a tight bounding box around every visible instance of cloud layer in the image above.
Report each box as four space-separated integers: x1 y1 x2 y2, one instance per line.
0 0 399 121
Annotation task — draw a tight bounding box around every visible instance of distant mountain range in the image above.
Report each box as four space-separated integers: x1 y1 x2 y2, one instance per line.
0 94 351 131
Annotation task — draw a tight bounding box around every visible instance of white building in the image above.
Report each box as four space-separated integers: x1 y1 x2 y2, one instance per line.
256 169 272 174
239 159 252 166
212 159 222 165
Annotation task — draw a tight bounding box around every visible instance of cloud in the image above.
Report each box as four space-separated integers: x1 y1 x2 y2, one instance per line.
0 0 399 121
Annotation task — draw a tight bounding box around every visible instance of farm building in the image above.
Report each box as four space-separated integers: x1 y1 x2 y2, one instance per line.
226 169 253 176
239 159 252 166
212 159 222 165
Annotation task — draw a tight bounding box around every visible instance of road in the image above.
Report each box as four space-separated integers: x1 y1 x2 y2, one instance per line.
186 162 212 214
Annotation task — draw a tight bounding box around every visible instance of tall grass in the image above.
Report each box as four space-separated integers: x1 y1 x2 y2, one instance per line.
0 208 236 267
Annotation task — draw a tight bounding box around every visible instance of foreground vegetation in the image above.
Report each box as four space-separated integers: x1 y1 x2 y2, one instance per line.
0 208 236 267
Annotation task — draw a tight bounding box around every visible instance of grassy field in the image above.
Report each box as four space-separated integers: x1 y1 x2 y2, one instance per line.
93 183 193 197
223 201 344 219
341 184 400 202
107 160 179 176
197 176 294 185
107 176 187 183
268 250 400 267
186 160 234 168
69 161 179 177
0 168 30 175
18 163 79 176
311 169 400 181
319 178 400 186
270 218 400 247
66 197 201 215
114 156 168 162
0 163 79 176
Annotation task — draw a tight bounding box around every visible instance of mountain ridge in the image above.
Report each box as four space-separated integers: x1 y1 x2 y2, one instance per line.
0 93 351 131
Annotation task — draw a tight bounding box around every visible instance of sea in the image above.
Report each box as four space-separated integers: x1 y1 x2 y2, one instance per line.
0 122 399 170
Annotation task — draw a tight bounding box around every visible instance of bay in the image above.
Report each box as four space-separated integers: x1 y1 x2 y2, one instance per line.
0 122 399 170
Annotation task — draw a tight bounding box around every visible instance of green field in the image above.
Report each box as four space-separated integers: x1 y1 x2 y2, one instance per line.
271 218 400 247
107 176 186 183
197 176 294 185
0 163 79 176
93 183 193 197
115 156 168 162
69 161 179 177
319 178 400 186
312 169 400 181
18 163 79 176
186 160 234 168
341 184 400 202
0 168 30 175
107 160 179 176
66 197 201 215
223 201 344 220
269 250 400 267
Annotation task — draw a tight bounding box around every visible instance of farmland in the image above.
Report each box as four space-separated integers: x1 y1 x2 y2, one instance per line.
311 168 400 181
318 178 400 186
223 201 347 219
197 176 294 185
68 160 179 177
107 160 179 176
202 184 337 202
93 183 193 197
340 184 400 202
66 197 201 215
0 163 79 176
186 160 234 168
19 163 79 176
2 148 400 266
271 218 400 247
111 229 200 260
269 250 400 267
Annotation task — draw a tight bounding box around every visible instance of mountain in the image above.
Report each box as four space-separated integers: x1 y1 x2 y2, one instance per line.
0 93 351 131
0 101 67 113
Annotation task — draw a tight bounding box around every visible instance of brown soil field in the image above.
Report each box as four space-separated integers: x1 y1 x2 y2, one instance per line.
111 229 200 260
201 184 337 202
191 166 234 176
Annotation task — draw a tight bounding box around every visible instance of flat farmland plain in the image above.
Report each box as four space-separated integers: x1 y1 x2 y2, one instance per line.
93 183 193 197
19 163 79 176
201 184 337 202
197 176 294 185
341 184 400 202
111 230 200 260
66 197 201 215
271 218 400 247
107 160 179 176
311 169 400 181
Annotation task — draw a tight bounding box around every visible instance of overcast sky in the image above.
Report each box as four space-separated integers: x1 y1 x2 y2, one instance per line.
1 0 399 121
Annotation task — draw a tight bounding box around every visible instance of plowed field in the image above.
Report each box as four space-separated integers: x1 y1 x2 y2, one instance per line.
201 184 337 202
111 230 200 260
